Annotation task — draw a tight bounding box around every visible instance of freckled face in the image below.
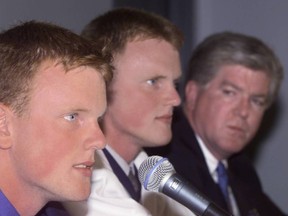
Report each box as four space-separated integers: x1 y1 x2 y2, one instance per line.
10 61 107 202
186 65 270 159
104 39 181 148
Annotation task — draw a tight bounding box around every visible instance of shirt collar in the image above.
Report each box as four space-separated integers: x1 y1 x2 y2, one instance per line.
196 135 227 182
105 145 136 175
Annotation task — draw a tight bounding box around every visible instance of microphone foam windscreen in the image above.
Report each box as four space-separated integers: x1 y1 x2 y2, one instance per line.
138 156 175 191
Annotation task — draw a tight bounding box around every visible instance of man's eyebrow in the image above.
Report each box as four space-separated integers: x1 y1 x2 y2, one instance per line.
220 80 242 90
221 80 269 98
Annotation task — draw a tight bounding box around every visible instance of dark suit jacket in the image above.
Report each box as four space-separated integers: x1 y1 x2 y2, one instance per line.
36 202 69 216
146 108 286 216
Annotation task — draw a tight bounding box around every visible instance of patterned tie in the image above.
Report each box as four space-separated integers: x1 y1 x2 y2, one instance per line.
216 161 230 203
128 164 141 199
103 148 141 201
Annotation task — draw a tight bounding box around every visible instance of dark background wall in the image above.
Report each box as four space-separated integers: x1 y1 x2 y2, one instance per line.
0 0 286 213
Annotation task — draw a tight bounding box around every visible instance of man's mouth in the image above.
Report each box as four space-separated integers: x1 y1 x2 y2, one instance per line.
156 114 173 123
228 125 246 137
73 161 95 177
73 164 93 169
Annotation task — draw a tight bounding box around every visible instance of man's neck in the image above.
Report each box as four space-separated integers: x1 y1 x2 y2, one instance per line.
107 136 142 164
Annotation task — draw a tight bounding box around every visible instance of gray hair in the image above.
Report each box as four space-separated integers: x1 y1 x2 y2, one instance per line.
185 32 283 106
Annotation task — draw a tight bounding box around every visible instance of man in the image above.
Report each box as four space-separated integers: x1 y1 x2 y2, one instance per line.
0 21 112 216
63 7 195 216
147 32 286 216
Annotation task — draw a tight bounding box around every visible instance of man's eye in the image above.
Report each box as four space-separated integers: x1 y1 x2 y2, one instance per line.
174 81 180 91
222 88 236 96
64 113 78 121
252 97 267 107
147 79 157 85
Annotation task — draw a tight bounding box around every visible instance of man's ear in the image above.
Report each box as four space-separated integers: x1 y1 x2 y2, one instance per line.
184 80 199 111
0 104 12 149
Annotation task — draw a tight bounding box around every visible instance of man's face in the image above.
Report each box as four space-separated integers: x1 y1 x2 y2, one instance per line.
104 39 181 149
185 65 270 160
10 61 107 202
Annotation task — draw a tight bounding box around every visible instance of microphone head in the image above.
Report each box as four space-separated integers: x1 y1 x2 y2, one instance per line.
138 155 175 191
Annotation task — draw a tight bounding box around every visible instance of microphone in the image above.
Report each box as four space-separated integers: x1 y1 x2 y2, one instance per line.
138 156 232 216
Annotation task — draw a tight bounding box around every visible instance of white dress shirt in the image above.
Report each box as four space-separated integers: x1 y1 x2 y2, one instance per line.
63 145 195 216
197 135 240 216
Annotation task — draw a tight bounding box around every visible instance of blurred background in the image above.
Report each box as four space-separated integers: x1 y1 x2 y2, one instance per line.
1 0 286 213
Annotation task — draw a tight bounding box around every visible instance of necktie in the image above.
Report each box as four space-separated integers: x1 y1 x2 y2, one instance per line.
216 161 229 203
103 148 141 201
128 164 141 196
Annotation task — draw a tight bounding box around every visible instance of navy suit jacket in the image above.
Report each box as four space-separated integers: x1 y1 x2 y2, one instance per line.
36 202 69 216
146 108 286 216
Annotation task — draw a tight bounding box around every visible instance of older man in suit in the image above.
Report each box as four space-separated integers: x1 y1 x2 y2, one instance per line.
147 32 286 216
